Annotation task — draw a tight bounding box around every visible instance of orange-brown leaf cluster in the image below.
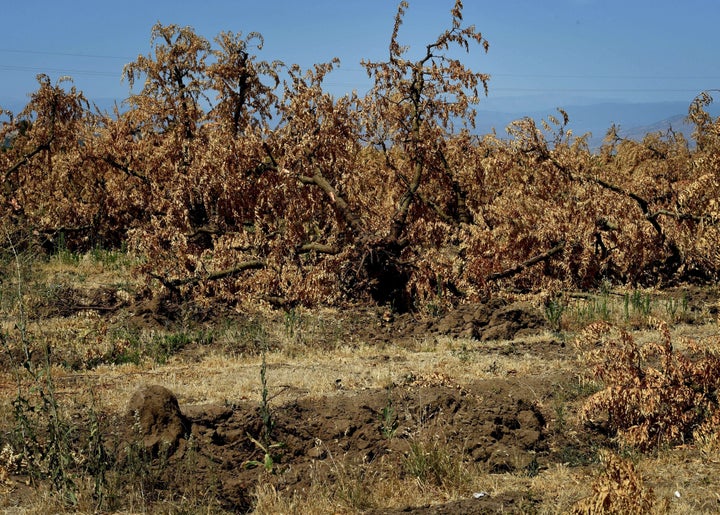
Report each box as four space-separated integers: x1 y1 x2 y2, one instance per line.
2 3 719 310
577 321 720 450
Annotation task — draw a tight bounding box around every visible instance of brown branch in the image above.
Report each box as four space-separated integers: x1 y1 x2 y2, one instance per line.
262 141 279 168
152 260 266 290
416 192 454 225
297 167 364 236
539 147 665 239
530 141 667 238
575 171 718 230
389 71 425 244
487 241 566 282
3 139 53 181
650 209 720 226
437 148 474 224
101 155 150 184
587 176 664 237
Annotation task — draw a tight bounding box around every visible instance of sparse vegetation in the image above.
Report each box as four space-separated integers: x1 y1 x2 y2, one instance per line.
2 0 720 512
380 387 399 439
243 344 286 474
403 437 470 490
578 319 720 451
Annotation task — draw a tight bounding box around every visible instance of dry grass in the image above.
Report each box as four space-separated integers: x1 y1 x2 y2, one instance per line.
1 251 720 513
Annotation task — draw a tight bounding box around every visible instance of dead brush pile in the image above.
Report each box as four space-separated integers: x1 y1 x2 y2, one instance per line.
577 319 720 451
1 1 720 313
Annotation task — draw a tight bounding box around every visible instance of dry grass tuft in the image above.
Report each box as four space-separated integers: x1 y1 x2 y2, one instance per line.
571 451 658 514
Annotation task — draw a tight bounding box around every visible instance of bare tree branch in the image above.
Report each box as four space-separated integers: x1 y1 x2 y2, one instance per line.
297 167 364 236
100 155 150 184
3 139 53 182
151 260 266 290
487 241 566 281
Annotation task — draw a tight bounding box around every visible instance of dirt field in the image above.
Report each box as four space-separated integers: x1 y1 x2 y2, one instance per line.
1 254 719 513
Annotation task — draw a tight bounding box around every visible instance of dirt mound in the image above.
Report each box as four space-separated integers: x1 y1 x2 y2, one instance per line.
30 285 123 319
124 378 554 512
387 299 547 341
125 385 188 456
367 492 534 514
443 300 547 341
337 299 548 348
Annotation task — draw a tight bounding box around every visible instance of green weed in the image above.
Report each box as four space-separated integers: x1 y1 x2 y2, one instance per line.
0 231 91 508
545 295 566 332
380 389 399 439
243 345 285 473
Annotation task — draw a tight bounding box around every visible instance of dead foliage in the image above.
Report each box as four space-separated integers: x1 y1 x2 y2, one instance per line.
2 0 720 314
572 451 657 514
577 320 720 450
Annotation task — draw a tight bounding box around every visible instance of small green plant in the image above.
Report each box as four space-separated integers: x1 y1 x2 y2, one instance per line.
53 232 80 266
573 293 613 325
623 293 631 322
525 454 540 477
106 327 144 365
380 392 399 439
243 345 285 473
544 295 566 332
148 331 192 364
88 245 133 270
630 290 652 318
284 307 303 342
425 301 442 318
665 294 688 322
451 341 472 362
103 327 215 366
595 295 610 321
243 434 285 473
259 350 273 444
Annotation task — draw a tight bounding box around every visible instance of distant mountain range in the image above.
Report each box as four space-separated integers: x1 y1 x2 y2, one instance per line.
474 101 720 149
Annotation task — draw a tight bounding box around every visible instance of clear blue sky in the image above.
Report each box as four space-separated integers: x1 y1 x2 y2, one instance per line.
1 0 719 114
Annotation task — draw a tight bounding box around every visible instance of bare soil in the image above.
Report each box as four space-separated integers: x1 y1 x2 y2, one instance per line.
2 276 719 513
109 300 591 513
127 378 554 512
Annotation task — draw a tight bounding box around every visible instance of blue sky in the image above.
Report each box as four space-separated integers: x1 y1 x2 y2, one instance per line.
1 0 719 116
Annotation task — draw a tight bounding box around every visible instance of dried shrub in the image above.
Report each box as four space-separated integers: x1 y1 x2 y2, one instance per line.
577 320 720 450
572 451 656 515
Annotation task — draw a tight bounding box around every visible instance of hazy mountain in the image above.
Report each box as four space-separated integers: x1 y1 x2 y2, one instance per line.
475 101 720 149
620 114 695 143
